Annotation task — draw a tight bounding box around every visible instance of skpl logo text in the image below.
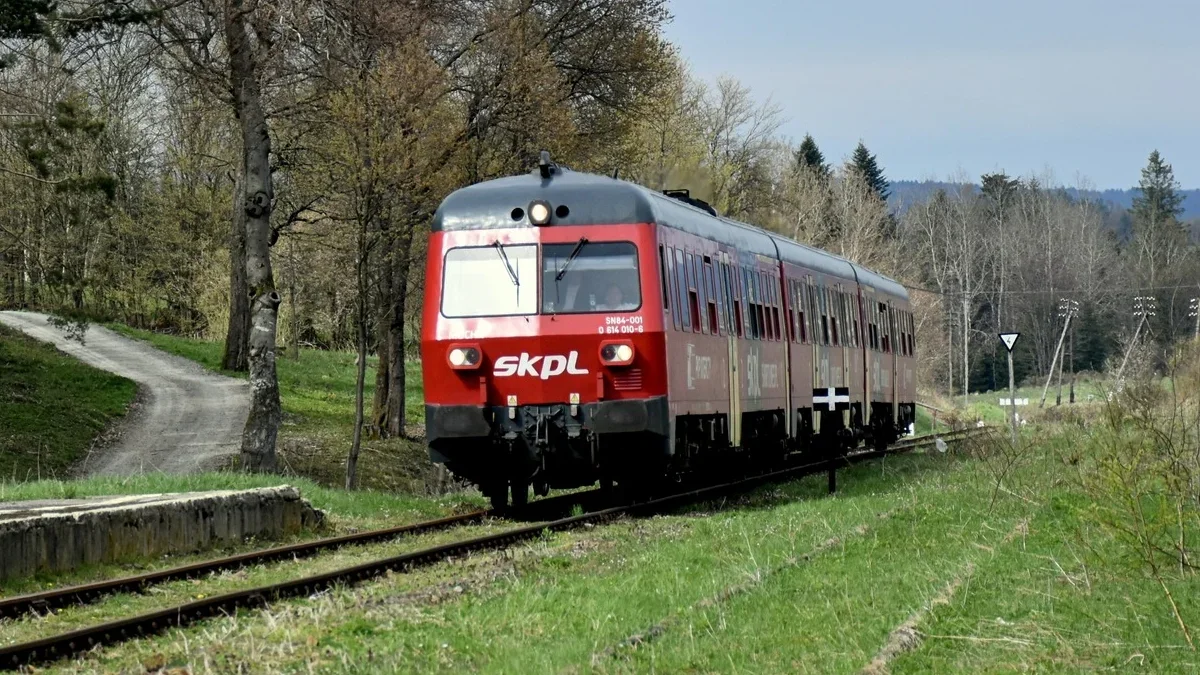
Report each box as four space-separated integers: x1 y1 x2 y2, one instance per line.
493 352 589 380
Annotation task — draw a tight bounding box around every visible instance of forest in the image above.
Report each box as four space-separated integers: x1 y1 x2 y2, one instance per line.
3 0 1197 465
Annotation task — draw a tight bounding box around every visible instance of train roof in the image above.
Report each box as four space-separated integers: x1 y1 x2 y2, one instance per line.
431 166 908 301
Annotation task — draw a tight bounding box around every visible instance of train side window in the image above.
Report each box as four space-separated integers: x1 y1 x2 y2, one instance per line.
844 292 853 346
844 293 854 345
819 284 829 345
662 243 672 312
829 291 839 345
675 249 690 331
909 314 916 356
907 313 913 356
797 282 808 343
729 263 739 336
757 273 767 340
762 275 771 341
753 270 764 340
852 293 861 347
743 268 754 339
764 273 773 341
665 248 681 331
704 259 719 335
694 255 709 335
879 302 889 353
787 280 796 342
686 253 702 333
748 269 758 338
771 277 782 341
720 261 733 335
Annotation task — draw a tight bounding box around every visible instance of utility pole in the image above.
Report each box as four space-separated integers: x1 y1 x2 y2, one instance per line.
1040 298 1078 408
1069 317 1076 403
1115 295 1155 387
1189 297 1199 341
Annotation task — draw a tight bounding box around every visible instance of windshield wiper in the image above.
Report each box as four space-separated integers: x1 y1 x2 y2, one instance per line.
555 237 589 281
493 240 519 288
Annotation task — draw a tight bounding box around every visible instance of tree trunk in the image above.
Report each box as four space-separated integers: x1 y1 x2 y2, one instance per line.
961 294 970 407
347 274 368 489
384 226 416 437
228 0 280 473
286 235 300 361
372 228 394 433
347 206 372 489
223 172 250 371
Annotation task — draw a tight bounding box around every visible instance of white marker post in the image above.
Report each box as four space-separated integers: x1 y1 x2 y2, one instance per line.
999 332 1020 445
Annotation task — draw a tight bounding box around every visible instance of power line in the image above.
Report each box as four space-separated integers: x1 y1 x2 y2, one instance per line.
903 282 1200 297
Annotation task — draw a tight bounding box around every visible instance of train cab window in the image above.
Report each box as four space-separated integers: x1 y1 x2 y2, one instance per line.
542 241 640 314
674 249 690 331
666 248 681 331
442 244 538 317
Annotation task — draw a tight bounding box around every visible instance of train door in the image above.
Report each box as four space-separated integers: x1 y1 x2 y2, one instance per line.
782 274 792 438
890 304 899 422
725 253 741 447
808 275 822 435
839 286 850 395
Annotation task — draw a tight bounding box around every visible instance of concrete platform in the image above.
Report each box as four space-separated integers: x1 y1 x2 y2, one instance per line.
0 486 325 582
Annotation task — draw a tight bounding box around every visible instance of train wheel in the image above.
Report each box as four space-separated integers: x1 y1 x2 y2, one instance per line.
600 476 615 496
511 480 530 508
485 482 508 512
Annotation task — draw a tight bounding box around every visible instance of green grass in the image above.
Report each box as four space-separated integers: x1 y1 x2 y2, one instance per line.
105 324 432 492
0 325 136 481
17 430 1198 673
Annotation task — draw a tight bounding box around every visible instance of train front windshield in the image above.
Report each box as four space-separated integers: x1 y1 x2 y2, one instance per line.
441 244 538 317
542 242 640 314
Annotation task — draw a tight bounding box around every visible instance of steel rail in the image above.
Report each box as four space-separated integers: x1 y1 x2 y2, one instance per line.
0 428 989 671
0 489 603 622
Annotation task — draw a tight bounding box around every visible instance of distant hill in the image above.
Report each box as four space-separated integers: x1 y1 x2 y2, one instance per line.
889 180 1200 220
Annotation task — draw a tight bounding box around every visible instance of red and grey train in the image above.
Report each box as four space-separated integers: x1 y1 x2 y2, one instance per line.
421 154 916 509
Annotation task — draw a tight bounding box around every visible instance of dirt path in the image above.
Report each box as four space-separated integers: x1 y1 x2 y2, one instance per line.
0 311 248 475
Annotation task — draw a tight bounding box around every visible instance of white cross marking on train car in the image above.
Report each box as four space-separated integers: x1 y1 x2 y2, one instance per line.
813 387 849 411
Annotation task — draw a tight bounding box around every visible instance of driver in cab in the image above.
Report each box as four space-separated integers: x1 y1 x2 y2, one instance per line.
596 283 630 311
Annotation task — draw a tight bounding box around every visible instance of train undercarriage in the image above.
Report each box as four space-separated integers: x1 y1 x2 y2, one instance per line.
427 399 916 510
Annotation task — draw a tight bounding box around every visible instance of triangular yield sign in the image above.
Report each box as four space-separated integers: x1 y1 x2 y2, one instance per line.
999 332 1020 352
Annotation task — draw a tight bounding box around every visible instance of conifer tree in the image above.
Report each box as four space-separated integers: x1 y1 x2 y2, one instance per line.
1130 150 1186 290
851 141 889 202
1132 150 1185 226
794 133 830 179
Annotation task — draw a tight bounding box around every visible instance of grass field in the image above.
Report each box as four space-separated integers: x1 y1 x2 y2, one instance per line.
106 325 434 493
6 426 1197 673
0 324 136 481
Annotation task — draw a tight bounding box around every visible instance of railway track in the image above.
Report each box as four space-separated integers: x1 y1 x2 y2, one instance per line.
0 427 989 671
0 488 604 622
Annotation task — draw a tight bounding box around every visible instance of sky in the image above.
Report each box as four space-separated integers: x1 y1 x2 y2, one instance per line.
662 0 1199 190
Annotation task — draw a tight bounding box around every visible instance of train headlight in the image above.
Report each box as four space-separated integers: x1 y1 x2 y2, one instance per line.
599 341 634 366
447 344 481 370
528 200 552 226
